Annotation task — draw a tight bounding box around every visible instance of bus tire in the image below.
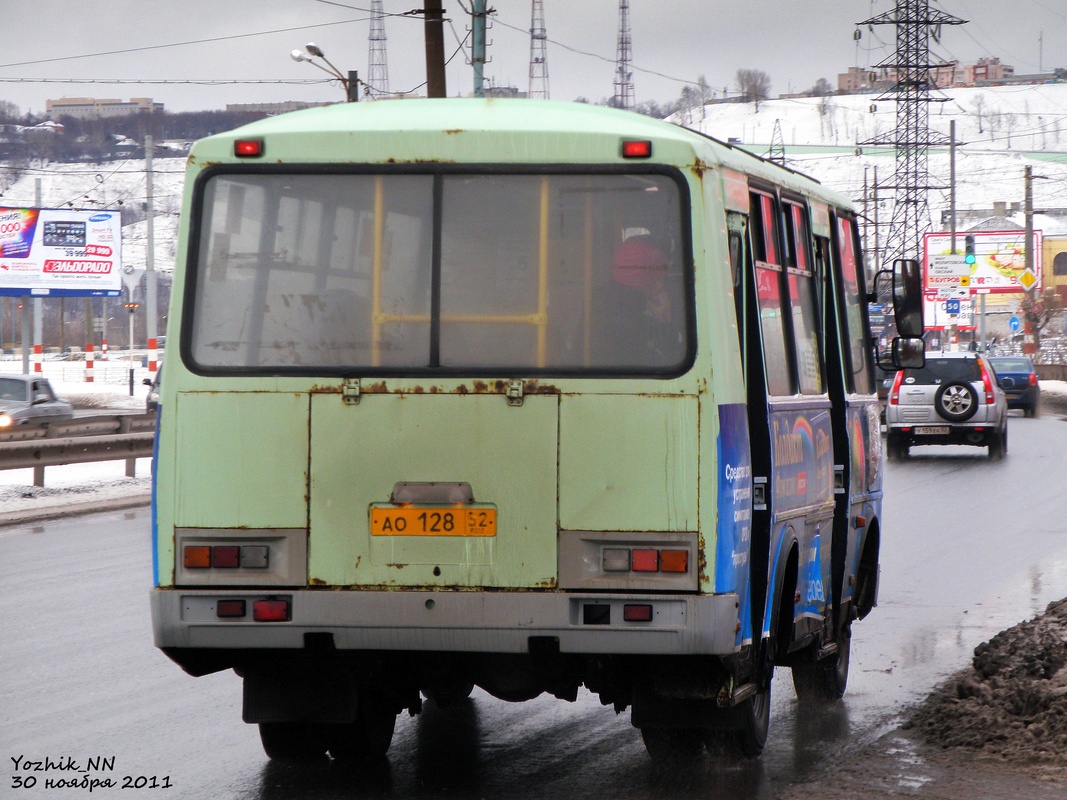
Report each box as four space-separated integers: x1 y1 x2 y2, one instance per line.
703 686 771 760
258 722 328 761
326 693 397 761
791 623 851 702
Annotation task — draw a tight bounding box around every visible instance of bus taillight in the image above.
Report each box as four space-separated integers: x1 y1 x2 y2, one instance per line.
252 599 290 622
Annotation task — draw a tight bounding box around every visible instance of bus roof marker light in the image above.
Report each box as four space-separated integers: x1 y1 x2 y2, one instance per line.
621 140 652 159
234 139 264 158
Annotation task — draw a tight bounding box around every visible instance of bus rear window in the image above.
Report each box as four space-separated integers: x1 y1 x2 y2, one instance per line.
187 170 692 375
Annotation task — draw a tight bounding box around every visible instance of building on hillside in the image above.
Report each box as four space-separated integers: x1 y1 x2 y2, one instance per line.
46 97 163 120
838 58 1019 93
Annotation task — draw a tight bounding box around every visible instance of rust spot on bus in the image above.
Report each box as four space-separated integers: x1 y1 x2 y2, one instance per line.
443 129 465 135
525 380 560 395
363 381 388 393
472 381 489 393
310 383 341 394
456 385 469 395
309 577 327 586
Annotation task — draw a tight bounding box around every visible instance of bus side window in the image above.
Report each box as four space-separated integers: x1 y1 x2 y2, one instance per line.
833 215 873 395
726 213 747 368
783 202 824 395
750 191 792 397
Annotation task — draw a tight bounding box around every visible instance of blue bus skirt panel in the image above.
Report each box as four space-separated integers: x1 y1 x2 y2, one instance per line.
715 402 754 649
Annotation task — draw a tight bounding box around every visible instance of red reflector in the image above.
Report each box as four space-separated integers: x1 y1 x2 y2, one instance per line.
621 140 652 158
631 549 659 572
216 600 247 618
184 545 211 569
623 604 654 622
253 599 290 622
660 550 688 573
212 545 241 568
234 138 264 157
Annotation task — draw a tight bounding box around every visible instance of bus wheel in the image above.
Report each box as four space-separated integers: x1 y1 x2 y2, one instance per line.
792 623 851 702
258 722 328 761
327 694 397 761
703 685 771 759
640 727 705 761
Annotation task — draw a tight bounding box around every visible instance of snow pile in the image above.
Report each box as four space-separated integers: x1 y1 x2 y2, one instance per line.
907 598 1067 766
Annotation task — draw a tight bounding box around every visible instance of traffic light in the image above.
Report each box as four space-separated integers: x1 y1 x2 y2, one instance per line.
964 234 976 265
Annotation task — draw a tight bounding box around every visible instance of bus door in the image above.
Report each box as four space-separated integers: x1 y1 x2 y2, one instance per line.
823 210 882 623
742 186 835 658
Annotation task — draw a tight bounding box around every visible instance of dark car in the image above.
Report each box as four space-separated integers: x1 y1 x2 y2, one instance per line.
0 375 75 428
987 356 1040 417
143 364 162 413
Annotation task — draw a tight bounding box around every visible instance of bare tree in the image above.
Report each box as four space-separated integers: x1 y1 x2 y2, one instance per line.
971 94 987 134
1020 287 1064 353
735 68 772 112
811 77 833 97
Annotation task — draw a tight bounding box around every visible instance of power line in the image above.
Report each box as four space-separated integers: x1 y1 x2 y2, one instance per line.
0 17 373 70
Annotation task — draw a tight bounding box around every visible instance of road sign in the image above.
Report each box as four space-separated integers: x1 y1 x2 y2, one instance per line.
928 254 970 278
945 298 961 315
1019 269 1038 290
936 286 970 299
1009 316 1021 332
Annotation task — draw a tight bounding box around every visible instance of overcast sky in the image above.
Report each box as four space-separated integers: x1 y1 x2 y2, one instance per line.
2 0 1066 116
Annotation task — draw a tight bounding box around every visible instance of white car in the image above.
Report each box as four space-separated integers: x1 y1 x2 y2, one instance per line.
0 375 75 428
885 351 1009 460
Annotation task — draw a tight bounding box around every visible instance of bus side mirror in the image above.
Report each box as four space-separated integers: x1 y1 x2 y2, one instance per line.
893 336 925 369
873 258 924 338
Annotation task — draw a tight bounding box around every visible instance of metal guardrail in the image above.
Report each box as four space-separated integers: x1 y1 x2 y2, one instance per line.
0 413 156 487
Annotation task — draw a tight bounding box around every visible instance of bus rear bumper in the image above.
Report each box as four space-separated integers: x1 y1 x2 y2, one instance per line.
151 588 740 657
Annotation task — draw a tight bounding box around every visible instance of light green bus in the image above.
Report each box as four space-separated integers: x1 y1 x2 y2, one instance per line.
150 99 921 762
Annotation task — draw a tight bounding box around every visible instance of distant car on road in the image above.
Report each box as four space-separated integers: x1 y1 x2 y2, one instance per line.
143 364 162 413
885 351 1009 460
987 356 1040 417
0 375 75 428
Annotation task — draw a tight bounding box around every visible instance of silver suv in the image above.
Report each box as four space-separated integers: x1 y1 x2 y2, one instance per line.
885 351 1008 460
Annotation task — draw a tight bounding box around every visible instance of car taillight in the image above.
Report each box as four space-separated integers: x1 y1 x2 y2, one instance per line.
1029 373 1038 387
978 360 995 403
889 370 905 405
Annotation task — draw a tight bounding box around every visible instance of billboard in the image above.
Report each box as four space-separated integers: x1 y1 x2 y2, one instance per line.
922 229 1042 295
0 207 123 297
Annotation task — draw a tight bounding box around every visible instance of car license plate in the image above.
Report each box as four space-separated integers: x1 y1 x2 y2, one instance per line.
370 505 497 537
915 426 949 435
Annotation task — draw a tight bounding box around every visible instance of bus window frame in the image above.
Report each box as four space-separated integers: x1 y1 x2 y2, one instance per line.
179 162 699 380
828 211 874 396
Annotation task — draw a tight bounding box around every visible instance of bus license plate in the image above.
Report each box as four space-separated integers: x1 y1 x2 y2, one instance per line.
370 506 497 537
915 426 949 435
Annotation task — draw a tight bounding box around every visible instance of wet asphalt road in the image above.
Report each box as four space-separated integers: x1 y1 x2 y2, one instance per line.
3 408 1066 799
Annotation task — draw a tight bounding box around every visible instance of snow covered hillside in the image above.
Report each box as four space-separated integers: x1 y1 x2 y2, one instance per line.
1 83 1065 276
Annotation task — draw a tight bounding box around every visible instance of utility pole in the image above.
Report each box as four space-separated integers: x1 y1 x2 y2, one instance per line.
858 1 966 266
145 135 159 374
368 0 390 99
528 0 549 99
613 0 634 110
424 0 447 98
472 0 488 97
33 179 43 374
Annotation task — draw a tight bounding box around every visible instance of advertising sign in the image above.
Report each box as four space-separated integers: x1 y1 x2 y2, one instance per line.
923 230 1042 295
0 207 122 297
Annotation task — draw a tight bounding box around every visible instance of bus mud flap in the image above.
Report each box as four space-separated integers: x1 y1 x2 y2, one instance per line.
242 659 357 724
